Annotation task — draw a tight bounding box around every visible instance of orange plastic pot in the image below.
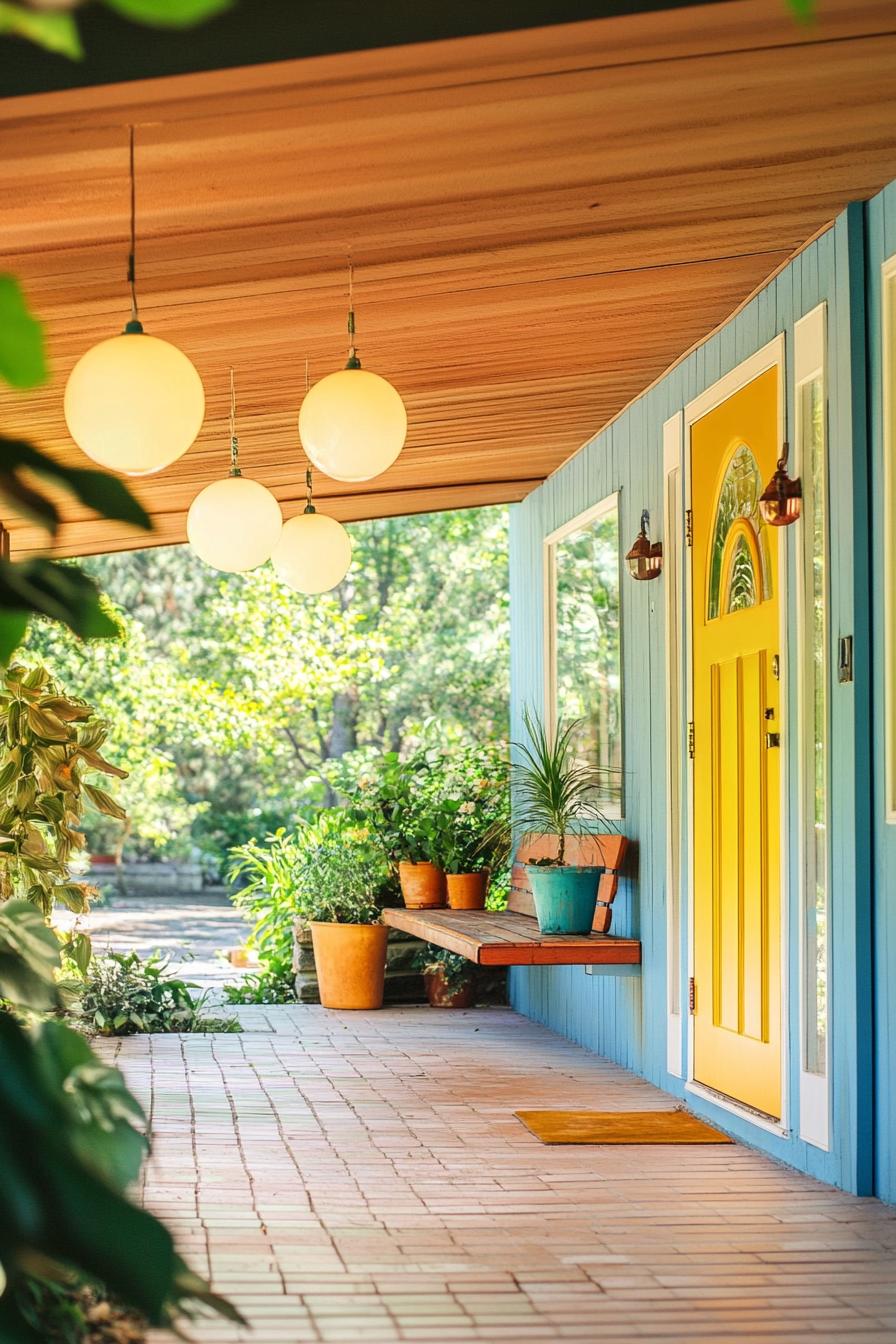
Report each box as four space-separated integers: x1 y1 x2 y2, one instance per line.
446 871 488 910
399 860 445 908
309 922 388 1010
424 970 475 1009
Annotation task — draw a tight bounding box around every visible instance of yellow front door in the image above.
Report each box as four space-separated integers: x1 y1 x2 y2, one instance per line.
691 364 782 1119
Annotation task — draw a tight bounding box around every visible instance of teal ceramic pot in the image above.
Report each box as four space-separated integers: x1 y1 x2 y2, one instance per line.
526 864 601 935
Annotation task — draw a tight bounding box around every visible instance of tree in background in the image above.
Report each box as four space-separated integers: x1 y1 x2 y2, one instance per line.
29 506 509 873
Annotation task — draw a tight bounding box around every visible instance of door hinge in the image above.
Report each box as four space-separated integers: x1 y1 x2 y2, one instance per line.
689 977 696 1014
687 721 695 759
685 509 694 547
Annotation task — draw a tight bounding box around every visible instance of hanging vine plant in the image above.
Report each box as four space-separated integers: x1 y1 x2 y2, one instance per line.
0 661 127 926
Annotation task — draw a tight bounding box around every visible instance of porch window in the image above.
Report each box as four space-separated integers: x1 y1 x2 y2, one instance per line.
545 495 623 815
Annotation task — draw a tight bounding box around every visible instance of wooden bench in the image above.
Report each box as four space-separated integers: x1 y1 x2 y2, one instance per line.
382 833 639 967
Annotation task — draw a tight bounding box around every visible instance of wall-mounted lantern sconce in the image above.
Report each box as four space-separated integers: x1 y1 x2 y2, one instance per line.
759 441 802 527
625 509 663 581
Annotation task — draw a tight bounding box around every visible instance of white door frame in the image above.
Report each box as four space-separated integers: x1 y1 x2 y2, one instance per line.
682 335 790 1136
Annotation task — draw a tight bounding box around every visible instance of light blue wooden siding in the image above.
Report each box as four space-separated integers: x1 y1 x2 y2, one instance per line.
509 205 875 1195
866 180 896 1206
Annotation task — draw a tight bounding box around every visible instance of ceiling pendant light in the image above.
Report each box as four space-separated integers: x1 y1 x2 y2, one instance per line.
187 369 282 573
298 262 407 482
64 126 205 476
272 468 352 595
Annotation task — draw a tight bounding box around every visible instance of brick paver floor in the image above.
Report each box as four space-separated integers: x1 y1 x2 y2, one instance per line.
100 1006 896 1344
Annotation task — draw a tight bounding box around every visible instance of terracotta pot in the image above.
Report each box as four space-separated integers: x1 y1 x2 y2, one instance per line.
309 921 388 1010
446 871 488 910
424 969 475 1009
399 860 446 908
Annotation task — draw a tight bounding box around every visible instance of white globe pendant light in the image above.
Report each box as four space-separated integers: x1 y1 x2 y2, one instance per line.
272 470 352 595
188 371 282 573
298 265 406 483
64 127 204 477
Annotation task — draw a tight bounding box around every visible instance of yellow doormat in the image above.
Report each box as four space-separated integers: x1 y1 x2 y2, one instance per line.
514 1108 733 1144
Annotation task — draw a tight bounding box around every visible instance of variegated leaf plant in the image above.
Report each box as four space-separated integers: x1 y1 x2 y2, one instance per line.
0 662 126 936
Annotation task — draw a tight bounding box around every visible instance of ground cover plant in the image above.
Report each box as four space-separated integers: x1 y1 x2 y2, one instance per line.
72 950 240 1036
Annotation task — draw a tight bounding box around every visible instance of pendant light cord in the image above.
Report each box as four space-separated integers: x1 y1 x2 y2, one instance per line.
304 466 316 514
346 257 360 369
126 125 141 329
229 367 241 476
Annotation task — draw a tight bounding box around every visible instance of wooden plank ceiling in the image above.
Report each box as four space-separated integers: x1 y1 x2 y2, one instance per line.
2 0 896 558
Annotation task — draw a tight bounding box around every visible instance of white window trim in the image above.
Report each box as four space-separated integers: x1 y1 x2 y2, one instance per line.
542 493 623 820
682 335 790 1138
664 412 684 1078
794 303 831 1151
882 256 896 823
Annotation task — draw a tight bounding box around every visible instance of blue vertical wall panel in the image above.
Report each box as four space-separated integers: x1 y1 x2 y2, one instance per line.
509 207 877 1195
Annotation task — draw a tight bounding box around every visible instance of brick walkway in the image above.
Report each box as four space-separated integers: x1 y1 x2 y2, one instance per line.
102 1006 896 1344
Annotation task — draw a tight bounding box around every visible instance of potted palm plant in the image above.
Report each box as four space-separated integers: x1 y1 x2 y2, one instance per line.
295 817 392 1010
513 707 611 935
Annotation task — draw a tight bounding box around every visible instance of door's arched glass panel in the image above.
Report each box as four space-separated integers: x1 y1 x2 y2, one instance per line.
707 442 772 619
725 532 758 613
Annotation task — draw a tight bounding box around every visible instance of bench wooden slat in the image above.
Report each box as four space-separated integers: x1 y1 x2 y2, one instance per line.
382 907 641 967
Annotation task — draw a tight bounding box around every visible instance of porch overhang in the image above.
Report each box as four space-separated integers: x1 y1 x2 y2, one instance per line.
2 0 896 559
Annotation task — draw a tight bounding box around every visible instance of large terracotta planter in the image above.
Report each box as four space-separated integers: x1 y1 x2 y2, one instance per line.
446 871 488 910
309 921 388 1009
424 969 475 1009
398 860 445 908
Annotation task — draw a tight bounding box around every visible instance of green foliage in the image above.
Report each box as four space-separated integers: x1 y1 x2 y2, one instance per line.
71 951 241 1036
0 906 243 1339
0 276 47 388
12 1277 145 1344
30 508 509 872
436 740 510 875
513 708 611 866
0 662 127 920
413 943 475 993
330 746 443 866
226 826 306 1001
291 812 389 925
0 436 151 537
0 899 61 1012
103 0 233 25
0 0 233 60
0 3 81 57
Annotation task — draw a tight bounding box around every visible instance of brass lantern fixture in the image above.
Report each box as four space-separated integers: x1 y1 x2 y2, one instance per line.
759 441 802 527
625 509 663 581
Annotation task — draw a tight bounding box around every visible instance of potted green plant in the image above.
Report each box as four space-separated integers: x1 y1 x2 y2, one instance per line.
337 750 447 909
294 815 392 1009
440 744 511 909
513 708 611 935
414 943 476 1008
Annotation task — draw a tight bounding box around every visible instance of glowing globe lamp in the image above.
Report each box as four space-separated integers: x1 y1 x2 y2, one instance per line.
299 365 406 483
272 510 352 594
64 323 205 476
188 475 282 573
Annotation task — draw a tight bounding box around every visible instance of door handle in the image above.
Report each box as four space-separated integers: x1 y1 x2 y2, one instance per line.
765 732 781 749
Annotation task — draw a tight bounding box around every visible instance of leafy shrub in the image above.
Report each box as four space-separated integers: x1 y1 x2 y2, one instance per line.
291 812 390 924
227 827 306 1002
71 952 240 1036
413 942 475 993
0 904 243 1340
